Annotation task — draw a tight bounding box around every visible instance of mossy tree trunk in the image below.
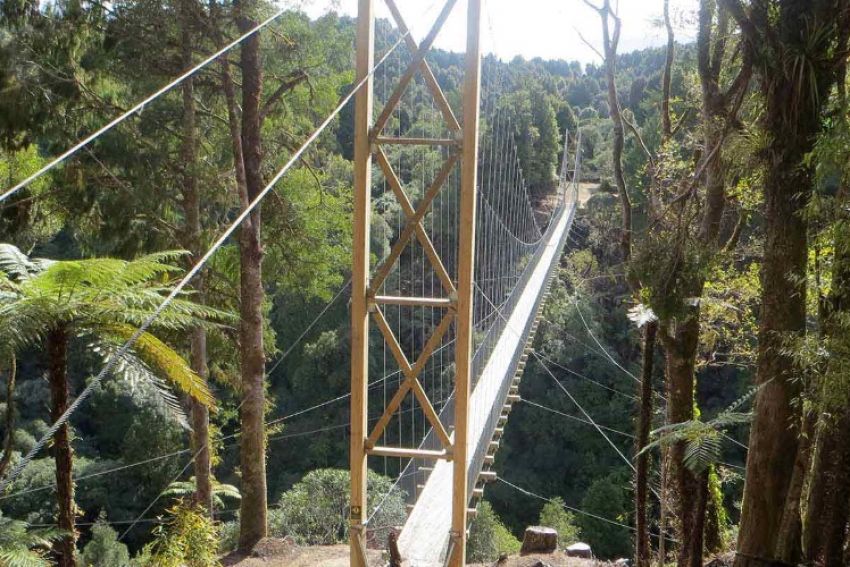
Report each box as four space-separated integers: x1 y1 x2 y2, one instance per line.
47 325 76 567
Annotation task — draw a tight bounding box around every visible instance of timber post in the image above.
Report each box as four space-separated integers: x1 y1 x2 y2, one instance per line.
349 0 374 564
449 0 483 565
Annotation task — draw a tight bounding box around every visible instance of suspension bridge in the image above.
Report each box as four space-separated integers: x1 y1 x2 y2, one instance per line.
0 0 588 565
347 0 582 564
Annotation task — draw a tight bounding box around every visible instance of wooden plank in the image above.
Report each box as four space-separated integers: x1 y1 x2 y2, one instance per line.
373 148 456 294
375 136 458 146
373 295 453 307
409 311 454 377
349 1 374 564
373 306 414 379
366 307 414 448
368 446 451 460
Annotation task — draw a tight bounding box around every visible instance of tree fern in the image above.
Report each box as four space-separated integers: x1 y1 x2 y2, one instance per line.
163 477 241 510
0 515 63 567
101 325 215 409
640 385 760 474
0 244 229 408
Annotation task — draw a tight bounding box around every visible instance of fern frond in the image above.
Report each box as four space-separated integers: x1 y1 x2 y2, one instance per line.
0 547 51 567
90 339 190 429
103 324 215 408
712 384 763 424
0 244 44 281
163 477 241 510
683 432 723 474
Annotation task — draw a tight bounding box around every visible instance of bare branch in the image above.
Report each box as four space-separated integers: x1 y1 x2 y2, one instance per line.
260 70 310 120
621 111 654 166
575 27 605 60
717 0 757 41
661 0 674 139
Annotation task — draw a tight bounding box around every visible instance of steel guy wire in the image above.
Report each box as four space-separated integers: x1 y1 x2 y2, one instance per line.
0 24 420 494
1 6 296 204
496 477 678 543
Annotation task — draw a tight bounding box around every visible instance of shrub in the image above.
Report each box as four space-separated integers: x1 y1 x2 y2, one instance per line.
80 514 130 567
135 502 220 567
467 501 521 563
538 497 581 547
578 475 631 559
217 520 239 554
269 468 406 546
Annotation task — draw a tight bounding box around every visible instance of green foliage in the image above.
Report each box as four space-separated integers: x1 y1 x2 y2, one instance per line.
498 84 561 198
0 513 62 567
163 477 240 511
269 468 405 546
577 474 630 559
538 497 581 546
0 244 224 411
466 501 521 563
642 387 758 474
136 502 219 567
80 515 130 567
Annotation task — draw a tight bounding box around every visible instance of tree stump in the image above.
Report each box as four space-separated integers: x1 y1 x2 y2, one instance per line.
520 526 558 554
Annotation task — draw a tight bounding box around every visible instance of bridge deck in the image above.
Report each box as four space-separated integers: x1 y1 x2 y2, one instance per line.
397 201 575 565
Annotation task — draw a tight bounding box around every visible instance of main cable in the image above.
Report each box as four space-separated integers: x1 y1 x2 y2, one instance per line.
0 29 412 494
0 6 296 204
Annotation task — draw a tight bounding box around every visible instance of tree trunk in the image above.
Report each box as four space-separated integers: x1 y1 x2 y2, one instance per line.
734 89 815 567
775 410 816 564
658 445 670 565
661 0 674 138
0 355 17 479
688 471 710 567
663 314 702 567
730 3 846 564
734 158 808 567
805 218 850 566
47 326 76 567
820 413 850 567
236 0 268 550
179 0 212 514
587 0 631 263
634 320 657 567
704 469 723 555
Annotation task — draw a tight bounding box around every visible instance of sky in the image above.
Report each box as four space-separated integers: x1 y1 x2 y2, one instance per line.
295 0 697 64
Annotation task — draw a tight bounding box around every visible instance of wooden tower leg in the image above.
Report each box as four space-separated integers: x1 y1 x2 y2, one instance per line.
449 1 482 565
350 0 374 565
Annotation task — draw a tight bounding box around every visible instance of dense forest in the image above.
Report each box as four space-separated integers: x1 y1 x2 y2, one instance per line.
1 0 850 566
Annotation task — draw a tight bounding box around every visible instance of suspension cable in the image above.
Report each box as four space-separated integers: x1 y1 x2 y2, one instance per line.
0 6 300 204
0 30 415 494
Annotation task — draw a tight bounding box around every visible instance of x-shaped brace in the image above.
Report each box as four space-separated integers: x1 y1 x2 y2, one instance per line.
366 307 455 451
371 147 458 295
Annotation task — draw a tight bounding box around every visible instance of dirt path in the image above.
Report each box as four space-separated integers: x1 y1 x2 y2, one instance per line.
470 552 602 567
222 539 382 566
222 538 606 566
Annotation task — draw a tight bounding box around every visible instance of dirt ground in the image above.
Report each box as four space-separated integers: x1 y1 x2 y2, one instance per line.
576 182 599 206
222 538 607 567
469 551 602 566
222 539 382 566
